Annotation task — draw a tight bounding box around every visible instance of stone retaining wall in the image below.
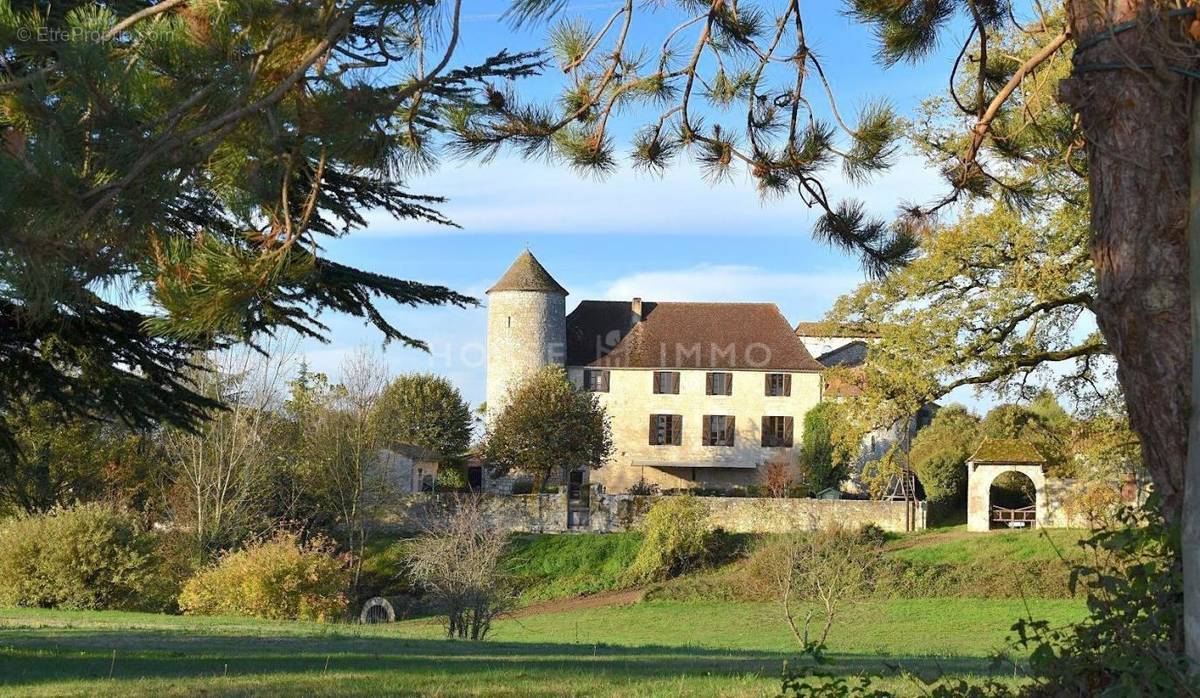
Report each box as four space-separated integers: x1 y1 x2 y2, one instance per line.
372 493 925 534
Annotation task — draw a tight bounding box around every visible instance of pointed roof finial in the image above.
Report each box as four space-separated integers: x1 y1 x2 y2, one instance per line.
487 250 568 295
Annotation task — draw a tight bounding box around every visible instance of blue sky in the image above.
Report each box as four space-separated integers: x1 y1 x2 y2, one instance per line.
301 2 987 411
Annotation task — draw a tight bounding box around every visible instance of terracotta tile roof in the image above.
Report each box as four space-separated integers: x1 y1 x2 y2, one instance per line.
486 251 568 295
794 321 880 338
970 438 1046 465
566 300 824 371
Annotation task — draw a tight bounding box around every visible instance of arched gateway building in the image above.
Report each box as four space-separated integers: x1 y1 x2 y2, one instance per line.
485 251 826 494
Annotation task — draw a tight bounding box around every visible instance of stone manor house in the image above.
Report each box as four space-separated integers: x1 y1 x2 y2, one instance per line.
484 250 900 495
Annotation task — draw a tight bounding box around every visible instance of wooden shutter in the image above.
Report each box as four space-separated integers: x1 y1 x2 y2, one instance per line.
702 415 711 445
671 372 680 394
784 417 794 447
672 415 683 445
705 373 714 395
764 374 771 396
761 417 770 447
649 415 657 445
600 370 610 392
724 373 733 395
784 374 792 396
725 416 736 445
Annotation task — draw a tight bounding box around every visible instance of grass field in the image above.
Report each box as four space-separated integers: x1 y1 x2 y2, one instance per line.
885 527 1087 565
0 597 1086 696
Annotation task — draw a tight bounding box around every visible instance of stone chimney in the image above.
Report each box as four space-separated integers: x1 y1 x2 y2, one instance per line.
631 297 643 325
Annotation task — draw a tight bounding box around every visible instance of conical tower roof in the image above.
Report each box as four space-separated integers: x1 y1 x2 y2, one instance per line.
486 250 568 295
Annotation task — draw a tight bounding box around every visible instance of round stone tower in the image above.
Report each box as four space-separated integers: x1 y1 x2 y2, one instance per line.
485 250 567 419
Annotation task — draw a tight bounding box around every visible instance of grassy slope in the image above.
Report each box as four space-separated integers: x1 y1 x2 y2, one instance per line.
886 527 1087 565
0 598 1085 697
364 525 1087 604
504 532 643 601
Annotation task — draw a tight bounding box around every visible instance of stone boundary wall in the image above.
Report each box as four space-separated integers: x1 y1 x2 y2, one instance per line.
372 493 925 535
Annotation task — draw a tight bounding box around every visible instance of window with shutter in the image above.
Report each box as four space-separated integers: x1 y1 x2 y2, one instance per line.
584 369 610 392
653 371 680 394
761 416 793 447
649 414 682 445
765 373 791 396
704 415 734 446
707 372 732 395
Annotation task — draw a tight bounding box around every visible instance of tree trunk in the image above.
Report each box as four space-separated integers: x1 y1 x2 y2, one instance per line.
1064 0 1195 666
1064 1 1192 520
1187 83 1200 672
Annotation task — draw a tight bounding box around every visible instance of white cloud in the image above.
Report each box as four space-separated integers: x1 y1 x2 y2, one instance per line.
364 152 944 237
570 263 865 323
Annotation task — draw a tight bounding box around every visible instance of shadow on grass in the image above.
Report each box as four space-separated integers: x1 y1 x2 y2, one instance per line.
0 625 1006 690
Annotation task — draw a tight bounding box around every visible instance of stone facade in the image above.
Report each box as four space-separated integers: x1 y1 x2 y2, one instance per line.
375 448 441 494
374 492 925 534
567 366 822 492
966 461 1048 532
485 289 566 417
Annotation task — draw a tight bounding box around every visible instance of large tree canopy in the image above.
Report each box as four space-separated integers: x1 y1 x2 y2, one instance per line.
829 202 1104 428
480 365 612 489
373 373 473 462
0 0 538 450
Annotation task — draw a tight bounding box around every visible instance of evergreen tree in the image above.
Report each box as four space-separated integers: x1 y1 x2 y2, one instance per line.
0 399 161 514
0 0 539 451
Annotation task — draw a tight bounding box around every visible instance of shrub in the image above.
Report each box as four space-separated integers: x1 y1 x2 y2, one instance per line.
179 533 350 621
1061 482 1122 529
435 465 468 491
407 497 514 640
623 495 712 584
627 476 660 496
1015 498 1198 695
763 460 794 498
0 503 164 611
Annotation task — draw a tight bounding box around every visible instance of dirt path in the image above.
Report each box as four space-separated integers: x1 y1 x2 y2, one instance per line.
508 588 647 619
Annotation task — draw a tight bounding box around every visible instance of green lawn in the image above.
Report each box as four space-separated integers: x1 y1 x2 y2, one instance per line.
886 527 1087 565
0 598 1086 696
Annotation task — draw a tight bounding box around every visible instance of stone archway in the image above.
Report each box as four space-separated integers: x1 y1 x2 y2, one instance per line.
967 462 1047 532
